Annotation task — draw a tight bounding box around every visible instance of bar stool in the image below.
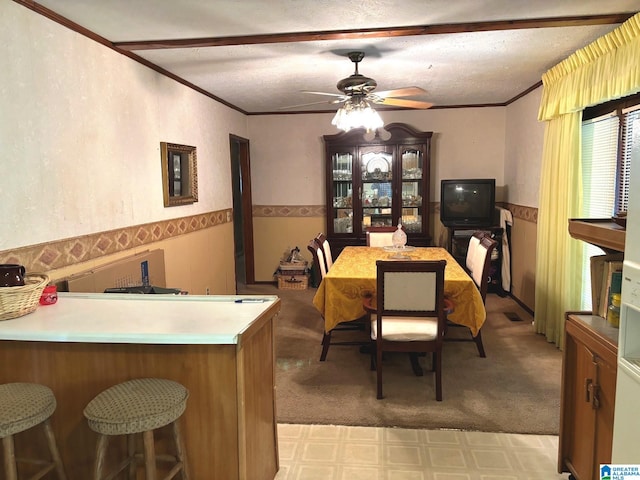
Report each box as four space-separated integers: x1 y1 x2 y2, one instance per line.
83 378 190 480
0 382 68 480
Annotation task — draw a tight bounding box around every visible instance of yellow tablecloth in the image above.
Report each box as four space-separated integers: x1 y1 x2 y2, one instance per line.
312 246 486 336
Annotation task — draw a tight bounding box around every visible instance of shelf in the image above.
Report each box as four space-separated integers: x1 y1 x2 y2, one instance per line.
568 218 626 253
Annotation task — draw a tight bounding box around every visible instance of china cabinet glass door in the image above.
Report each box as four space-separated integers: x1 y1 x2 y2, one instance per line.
330 151 354 234
323 123 432 251
400 146 425 234
361 147 394 230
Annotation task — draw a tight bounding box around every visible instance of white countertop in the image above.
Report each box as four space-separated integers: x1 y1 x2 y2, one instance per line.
0 292 280 344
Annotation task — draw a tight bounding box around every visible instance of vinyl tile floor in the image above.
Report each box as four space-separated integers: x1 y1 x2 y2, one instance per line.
275 424 569 480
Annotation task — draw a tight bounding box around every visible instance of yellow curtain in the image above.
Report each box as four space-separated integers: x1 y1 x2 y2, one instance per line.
534 112 583 346
535 12 640 347
539 13 640 120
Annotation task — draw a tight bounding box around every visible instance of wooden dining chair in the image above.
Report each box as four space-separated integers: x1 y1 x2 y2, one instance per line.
445 235 497 357
307 240 367 361
314 233 333 272
465 231 487 275
365 226 398 247
367 259 447 400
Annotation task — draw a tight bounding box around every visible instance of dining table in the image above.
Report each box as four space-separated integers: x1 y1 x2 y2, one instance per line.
312 246 486 336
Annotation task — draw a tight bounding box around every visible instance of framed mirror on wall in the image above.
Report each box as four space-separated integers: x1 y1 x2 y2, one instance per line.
160 142 198 207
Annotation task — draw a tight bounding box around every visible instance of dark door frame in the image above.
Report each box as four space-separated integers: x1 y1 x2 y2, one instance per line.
229 134 255 285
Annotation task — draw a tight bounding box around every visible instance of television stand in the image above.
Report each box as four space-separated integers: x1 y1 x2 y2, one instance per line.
446 225 506 297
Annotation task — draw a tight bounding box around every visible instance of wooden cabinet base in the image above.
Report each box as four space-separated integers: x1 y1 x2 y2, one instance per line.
558 313 618 480
0 312 278 480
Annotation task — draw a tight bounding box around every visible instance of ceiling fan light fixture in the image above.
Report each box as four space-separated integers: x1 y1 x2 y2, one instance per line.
331 98 383 133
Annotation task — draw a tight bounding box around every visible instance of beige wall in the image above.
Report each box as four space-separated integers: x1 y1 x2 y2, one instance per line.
509 215 537 308
505 87 544 208
503 87 545 310
253 215 325 281
2 2 242 289
45 224 236 295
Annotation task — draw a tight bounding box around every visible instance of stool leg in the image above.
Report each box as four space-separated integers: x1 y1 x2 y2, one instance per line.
172 419 190 480
2 435 18 480
128 434 137 480
43 418 68 480
143 430 157 480
93 434 109 480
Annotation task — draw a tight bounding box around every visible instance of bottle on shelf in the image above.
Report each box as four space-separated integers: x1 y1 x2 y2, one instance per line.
607 293 621 328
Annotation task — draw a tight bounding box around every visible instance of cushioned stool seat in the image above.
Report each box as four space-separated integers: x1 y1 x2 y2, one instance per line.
84 378 190 480
0 382 67 480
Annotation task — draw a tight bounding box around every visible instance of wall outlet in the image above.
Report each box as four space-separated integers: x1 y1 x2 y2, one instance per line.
205 287 210 295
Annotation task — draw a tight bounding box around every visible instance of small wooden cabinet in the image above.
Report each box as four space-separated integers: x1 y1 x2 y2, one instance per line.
323 123 432 254
559 313 618 480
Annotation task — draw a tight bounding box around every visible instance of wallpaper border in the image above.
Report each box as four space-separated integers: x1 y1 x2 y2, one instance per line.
1 203 536 274
0 209 232 272
253 203 538 223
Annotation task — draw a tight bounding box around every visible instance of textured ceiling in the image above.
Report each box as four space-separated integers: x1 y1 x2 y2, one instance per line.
25 0 640 113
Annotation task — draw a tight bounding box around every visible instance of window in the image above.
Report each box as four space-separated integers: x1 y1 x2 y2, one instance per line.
579 93 640 310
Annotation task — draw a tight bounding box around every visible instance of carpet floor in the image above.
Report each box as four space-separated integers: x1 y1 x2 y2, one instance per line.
240 283 562 435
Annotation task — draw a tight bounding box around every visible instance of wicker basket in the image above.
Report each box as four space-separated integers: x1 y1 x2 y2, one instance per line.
277 274 309 290
278 261 308 276
0 273 50 321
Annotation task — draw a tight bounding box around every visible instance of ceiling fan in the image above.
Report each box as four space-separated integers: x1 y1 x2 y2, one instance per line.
281 51 434 110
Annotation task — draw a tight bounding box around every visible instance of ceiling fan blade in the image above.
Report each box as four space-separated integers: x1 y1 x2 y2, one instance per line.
373 86 427 98
375 97 434 109
301 90 347 98
278 98 344 110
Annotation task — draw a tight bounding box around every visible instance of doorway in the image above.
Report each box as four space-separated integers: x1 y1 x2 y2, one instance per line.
229 134 255 290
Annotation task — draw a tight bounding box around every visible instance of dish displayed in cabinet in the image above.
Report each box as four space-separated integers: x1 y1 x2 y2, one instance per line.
333 170 352 180
402 168 422 179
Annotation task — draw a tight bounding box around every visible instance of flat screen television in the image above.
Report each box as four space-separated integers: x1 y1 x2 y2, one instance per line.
440 179 496 227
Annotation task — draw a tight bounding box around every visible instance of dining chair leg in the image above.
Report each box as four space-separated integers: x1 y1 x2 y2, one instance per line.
473 329 486 358
434 350 443 401
370 342 376 371
319 331 332 361
409 353 424 376
376 341 384 399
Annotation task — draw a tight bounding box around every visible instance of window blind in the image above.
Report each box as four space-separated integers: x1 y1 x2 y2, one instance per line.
620 106 640 213
580 113 619 310
579 97 639 311
582 113 619 218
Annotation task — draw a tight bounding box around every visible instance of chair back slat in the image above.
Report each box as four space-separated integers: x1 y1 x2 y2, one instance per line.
465 231 486 273
383 271 437 312
315 233 333 271
366 226 399 247
471 236 498 303
376 260 446 322
307 240 327 279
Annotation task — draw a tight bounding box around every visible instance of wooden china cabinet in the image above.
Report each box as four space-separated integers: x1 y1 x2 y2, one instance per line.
323 123 433 254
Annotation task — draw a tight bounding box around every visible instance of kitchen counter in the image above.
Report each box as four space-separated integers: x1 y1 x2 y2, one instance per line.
0 292 281 480
0 292 279 344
